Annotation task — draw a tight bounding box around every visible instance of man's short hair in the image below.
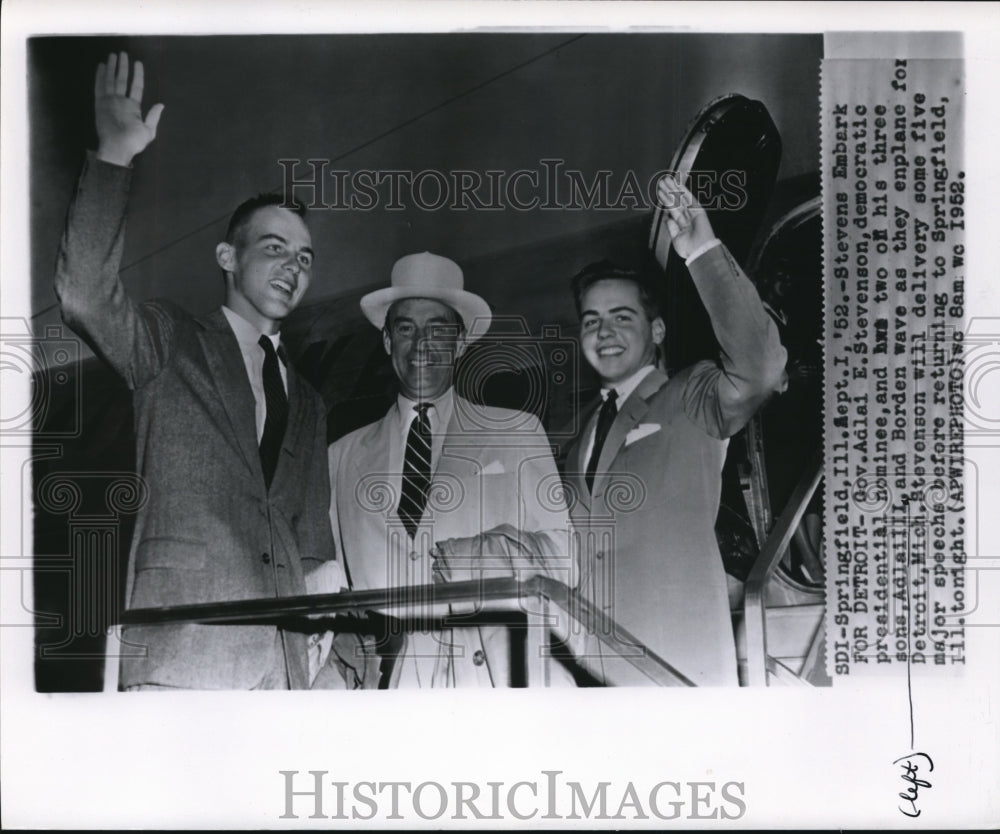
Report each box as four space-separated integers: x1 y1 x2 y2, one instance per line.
224 194 307 246
570 260 663 321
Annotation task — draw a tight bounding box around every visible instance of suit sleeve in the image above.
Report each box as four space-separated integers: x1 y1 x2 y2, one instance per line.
682 242 787 439
54 152 175 389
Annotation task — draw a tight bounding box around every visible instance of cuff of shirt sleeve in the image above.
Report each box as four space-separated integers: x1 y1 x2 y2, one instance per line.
86 149 134 171
684 238 722 266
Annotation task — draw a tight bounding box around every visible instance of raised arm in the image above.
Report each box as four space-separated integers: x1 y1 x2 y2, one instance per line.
54 52 173 390
656 174 787 438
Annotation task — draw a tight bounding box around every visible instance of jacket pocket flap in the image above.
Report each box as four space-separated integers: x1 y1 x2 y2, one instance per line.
135 537 207 571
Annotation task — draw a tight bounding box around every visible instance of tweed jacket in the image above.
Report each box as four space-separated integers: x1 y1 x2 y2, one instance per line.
54 154 336 689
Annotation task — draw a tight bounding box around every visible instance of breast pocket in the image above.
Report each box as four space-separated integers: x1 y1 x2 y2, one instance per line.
612 432 675 512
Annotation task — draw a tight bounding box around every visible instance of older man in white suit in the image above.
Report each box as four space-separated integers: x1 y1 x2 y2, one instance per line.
326 253 578 687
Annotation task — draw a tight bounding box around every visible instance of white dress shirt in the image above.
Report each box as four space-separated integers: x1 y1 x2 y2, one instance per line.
222 305 287 443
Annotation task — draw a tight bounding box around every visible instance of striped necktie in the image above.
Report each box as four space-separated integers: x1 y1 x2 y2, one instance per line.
397 403 432 538
258 335 288 489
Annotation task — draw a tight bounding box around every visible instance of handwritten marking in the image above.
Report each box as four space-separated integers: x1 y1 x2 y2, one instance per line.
893 752 934 817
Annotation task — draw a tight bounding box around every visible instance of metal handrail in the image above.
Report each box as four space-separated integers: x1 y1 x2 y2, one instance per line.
743 449 824 686
118 575 693 687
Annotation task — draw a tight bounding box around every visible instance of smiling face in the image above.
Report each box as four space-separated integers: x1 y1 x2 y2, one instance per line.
579 278 665 387
383 297 467 401
216 205 314 334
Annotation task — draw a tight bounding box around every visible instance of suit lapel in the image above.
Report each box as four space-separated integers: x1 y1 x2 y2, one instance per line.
271 360 307 491
438 396 464 473
196 309 263 483
347 409 395 509
591 368 668 496
436 396 471 486
574 401 602 507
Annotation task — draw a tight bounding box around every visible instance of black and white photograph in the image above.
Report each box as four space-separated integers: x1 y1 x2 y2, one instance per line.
2 1 998 828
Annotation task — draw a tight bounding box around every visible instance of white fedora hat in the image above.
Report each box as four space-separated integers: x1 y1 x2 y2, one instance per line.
360 252 493 341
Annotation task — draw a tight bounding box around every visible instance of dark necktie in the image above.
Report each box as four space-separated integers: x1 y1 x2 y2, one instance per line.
258 335 288 489
585 389 618 493
398 403 432 538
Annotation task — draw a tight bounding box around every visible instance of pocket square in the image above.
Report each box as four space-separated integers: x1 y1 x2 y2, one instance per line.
625 423 661 446
481 460 506 475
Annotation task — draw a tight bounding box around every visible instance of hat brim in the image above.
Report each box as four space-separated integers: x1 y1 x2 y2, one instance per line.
360 286 493 341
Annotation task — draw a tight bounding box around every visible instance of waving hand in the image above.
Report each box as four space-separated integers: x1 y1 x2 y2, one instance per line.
655 174 716 261
95 52 165 167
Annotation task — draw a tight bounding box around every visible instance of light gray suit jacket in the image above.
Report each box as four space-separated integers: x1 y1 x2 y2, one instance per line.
328 395 577 687
54 154 336 689
564 243 787 686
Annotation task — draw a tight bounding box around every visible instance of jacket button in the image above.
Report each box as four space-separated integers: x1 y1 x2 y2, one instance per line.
472 650 485 666
409 550 420 561
595 550 604 560
261 552 271 565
